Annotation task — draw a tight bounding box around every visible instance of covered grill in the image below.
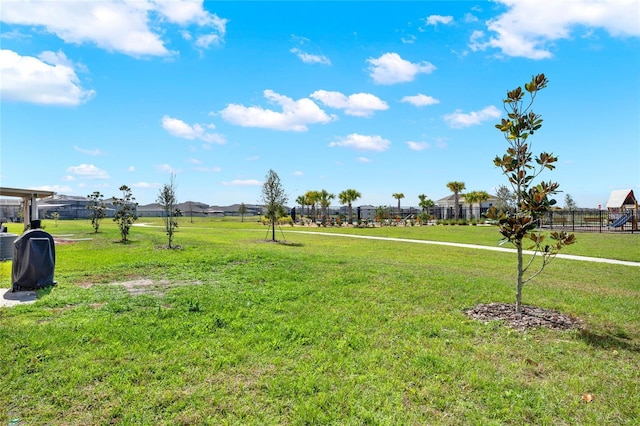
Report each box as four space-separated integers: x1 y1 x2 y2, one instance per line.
11 228 56 291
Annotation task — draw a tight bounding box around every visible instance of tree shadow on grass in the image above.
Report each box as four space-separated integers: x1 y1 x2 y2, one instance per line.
262 240 304 247
577 328 639 353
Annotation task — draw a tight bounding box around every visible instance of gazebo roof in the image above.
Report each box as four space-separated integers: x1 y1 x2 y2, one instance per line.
0 187 55 199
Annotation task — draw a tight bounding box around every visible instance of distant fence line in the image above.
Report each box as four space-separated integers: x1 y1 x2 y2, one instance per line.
2 202 636 233
293 206 638 234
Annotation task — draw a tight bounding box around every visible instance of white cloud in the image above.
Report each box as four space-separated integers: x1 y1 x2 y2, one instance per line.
246 155 259 161
0 49 95 105
401 94 440 107
155 163 180 174
290 48 331 65
161 115 226 144
195 33 222 49
33 185 72 194
74 145 104 156
194 166 222 173
473 0 640 59
425 15 454 26
293 171 304 176
463 13 479 24
0 1 227 57
434 138 448 149
357 157 372 163
407 141 430 151
222 179 262 186
220 90 335 131
401 34 417 44
155 1 227 30
367 52 436 85
66 164 109 179
444 105 501 128
329 134 391 152
127 166 136 172
310 90 389 117
131 182 161 189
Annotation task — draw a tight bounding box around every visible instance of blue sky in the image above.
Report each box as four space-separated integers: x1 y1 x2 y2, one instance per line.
1 0 639 208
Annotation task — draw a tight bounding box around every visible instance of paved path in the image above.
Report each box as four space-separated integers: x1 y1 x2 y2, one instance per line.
286 230 640 267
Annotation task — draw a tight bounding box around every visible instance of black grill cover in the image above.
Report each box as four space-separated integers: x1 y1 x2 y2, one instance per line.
11 229 56 291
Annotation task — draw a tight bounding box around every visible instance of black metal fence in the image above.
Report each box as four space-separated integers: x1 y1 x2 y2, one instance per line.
297 206 638 233
538 209 638 233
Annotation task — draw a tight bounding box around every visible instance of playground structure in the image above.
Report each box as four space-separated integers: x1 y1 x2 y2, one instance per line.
605 189 638 231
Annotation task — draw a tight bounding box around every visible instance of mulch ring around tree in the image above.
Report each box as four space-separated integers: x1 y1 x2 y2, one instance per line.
464 302 583 331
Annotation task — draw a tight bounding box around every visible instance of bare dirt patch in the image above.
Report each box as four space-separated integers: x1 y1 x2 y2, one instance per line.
79 278 202 296
464 303 583 331
119 279 166 296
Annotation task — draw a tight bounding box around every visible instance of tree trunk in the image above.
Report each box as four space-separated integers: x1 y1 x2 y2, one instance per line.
271 217 276 241
516 241 524 313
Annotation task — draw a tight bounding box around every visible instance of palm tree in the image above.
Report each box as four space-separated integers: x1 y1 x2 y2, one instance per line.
418 194 427 212
418 194 435 222
463 190 491 221
295 195 307 218
318 189 335 224
463 191 479 221
338 189 361 225
305 190 320 223
446 181 466 221
475 191 490 221
392 193 405 218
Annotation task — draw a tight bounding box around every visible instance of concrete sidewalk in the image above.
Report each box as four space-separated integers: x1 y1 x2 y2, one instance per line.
0 288 38 308
287 230 640 267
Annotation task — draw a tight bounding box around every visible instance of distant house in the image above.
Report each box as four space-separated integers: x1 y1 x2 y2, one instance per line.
207 204 264 216
435 194 498 220
356 205 377 221
39 194 118 220
0 198 21 222
137 203 164 217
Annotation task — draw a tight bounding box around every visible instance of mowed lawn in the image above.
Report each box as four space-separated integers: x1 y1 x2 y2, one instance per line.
1 218 638 425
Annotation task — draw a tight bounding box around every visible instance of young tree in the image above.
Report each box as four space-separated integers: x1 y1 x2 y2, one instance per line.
494 184 516 213
157 174 180 248
446 181 466 221
375 205 391 224
338 189 361 225
238 202 248 222
489 73 576 313
564 194 577 210
261 169 288 242
392 193 405 217
112 185 138 243
87 191 106 233
184 201 196 223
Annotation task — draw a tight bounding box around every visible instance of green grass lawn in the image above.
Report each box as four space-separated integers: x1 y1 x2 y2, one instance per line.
1 218 639 425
